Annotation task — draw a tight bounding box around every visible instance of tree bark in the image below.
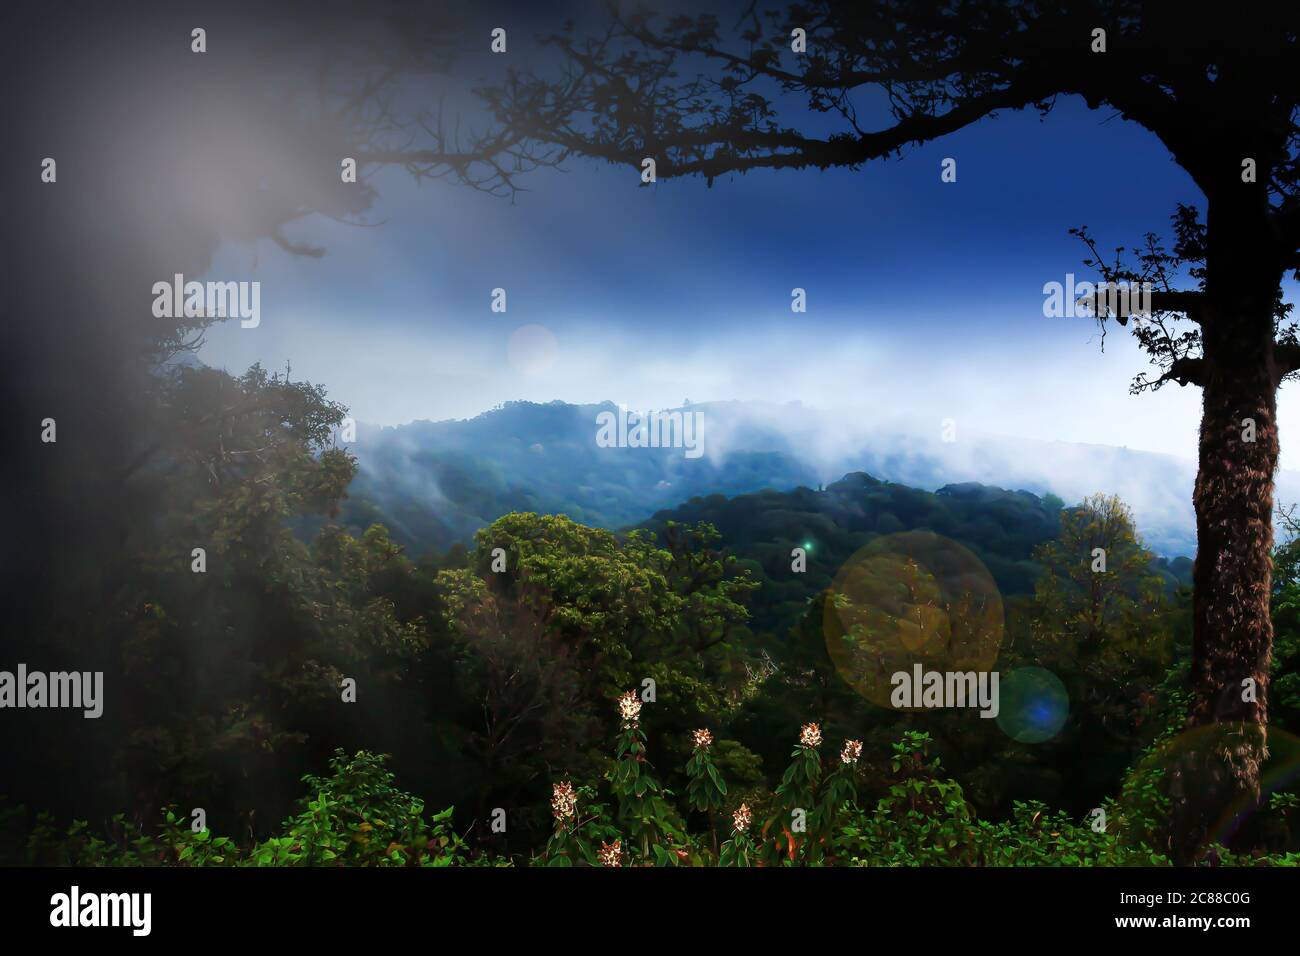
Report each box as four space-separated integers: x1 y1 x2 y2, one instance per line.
1172 303 1278 862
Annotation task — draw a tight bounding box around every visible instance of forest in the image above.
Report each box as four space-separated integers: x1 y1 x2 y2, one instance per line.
7 1 1300 877
3 360 1298 867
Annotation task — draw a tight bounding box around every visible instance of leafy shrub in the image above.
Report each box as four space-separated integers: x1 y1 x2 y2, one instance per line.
835 731 1170 866
8 750 475 867
9 712 1298 868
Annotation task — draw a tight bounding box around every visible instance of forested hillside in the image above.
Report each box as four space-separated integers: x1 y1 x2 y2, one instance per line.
336 401 821 552
9 365 1296 868
638 473 1192 643
335 400 1292 559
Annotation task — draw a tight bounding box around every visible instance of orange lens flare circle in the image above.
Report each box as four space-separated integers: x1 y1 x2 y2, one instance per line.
823 530 1005 709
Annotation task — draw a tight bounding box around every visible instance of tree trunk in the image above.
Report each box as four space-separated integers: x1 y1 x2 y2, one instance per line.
1172 310 1278 863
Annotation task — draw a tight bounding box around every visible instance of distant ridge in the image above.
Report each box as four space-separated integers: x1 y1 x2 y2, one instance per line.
333 398 1300 558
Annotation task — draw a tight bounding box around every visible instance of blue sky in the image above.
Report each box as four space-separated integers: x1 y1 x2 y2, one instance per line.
197 86 1300 467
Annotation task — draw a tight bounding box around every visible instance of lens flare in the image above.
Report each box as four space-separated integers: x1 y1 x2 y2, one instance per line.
823 530 1004 709
506 324 558 375
995 667 1070 743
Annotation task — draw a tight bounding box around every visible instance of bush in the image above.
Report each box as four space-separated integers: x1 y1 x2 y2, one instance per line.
8 750 478 867
8 706 1297 867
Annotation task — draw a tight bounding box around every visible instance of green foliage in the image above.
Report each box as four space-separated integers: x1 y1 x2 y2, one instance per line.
8 751 475 867
835 732 1171 867
14 725 1300 868
1270 515 1300 736
642 474 1064 655
245 750 467 866
766 731 826 864
836 731 979 866
607 699 688 864
685 736 728 815
8 379 1298 872
1030 495 1171 686
538 783 620 867
22 362 449 830
718 821 758 867
429 512 755 847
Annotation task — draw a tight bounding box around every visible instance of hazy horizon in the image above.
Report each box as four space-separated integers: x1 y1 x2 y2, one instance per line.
192 93 1300 470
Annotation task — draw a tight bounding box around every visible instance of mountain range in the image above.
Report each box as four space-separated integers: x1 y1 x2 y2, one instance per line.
332 399 1300 559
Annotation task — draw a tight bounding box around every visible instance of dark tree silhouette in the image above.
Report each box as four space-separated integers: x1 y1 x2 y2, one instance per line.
451 1 1300 860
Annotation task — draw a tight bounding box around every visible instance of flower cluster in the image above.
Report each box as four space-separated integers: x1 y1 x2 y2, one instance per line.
617 690 642 726
597 839 623 867
692 728 713 750
799 722 823 749
841 739 863 765
732 803 752 835
550 781 577 822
